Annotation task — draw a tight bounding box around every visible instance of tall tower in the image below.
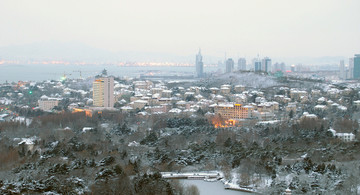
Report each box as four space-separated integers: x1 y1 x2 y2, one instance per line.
280 62 286 72
238 58 246 71
339 60 345 79
253 57 261 72
226 58 235 73
349 57 354 79
93 77 114 107
262 57 272 73
353 54 360 79
195 49 204 78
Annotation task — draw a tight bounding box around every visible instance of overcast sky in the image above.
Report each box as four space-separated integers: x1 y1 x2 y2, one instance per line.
1 0 360 58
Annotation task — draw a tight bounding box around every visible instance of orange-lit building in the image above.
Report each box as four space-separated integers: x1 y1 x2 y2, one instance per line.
93 77 114 107
214 103 253 120
72 108 93 117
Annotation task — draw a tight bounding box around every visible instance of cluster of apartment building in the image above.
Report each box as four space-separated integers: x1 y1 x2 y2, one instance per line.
339 54 360 80
1 69 359 142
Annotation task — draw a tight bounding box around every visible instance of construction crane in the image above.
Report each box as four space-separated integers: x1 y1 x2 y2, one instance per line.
62 71 71 80
73 70 94 79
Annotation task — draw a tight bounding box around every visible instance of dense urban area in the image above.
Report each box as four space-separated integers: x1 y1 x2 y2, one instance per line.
1 54 360 194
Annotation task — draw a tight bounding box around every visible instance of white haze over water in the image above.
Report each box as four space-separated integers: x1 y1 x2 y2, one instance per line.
0 64 219 83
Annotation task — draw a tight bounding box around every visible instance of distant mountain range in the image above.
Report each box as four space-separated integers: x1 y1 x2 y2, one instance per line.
0 41 346 65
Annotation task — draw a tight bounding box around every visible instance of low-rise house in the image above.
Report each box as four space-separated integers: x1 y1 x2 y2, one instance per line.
317 97 327 104
286 103 297 113
289 89 308 101
234 85 245 93
328 129 355 142
121 106 134 113
209 87 220 94
301 112 317 119
161 90 172 98
220 85 231 95
132 100 148 110
353 100 360 107
314 105 327 111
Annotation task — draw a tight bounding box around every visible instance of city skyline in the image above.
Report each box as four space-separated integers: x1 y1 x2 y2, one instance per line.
0 40 354 66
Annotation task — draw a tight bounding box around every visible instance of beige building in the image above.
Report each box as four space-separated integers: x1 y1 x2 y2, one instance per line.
93 77 114 107
38 95 60 111
289 90 308 101
220 85 231 95
214 103 252 119
286 103 297 113
132 99 148 110
234 85 245 93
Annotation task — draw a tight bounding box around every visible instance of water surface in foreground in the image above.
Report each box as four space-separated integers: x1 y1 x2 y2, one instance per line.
180 179 250 195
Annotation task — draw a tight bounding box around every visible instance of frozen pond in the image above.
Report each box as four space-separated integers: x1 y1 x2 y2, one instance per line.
180 179 251 195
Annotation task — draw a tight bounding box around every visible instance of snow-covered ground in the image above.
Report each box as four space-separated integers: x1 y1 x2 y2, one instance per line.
161 171 222 179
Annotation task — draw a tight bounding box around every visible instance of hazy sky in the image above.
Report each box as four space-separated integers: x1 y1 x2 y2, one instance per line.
1 0 360 58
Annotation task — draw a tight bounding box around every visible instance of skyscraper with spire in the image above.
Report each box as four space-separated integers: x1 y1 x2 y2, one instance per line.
195 49 204 78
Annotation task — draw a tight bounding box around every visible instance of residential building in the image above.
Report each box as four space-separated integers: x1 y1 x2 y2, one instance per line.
38 95 60 111
93 77 114 107
132 99 148 110
328 129 355 142
214 103 253 119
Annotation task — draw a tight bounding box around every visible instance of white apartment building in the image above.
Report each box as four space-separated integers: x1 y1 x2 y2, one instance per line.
38 95 60 111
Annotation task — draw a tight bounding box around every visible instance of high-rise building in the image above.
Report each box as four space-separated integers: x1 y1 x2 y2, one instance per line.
237 58 246 71
253 58 261 72
273 62 286 72
226 58 234 73
339 60 345 79
262 57 272 73
349 57 354 79
280 63 285 72
195 49 204 78
291 65 296 72
93 77 114 107
353 54 360 79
